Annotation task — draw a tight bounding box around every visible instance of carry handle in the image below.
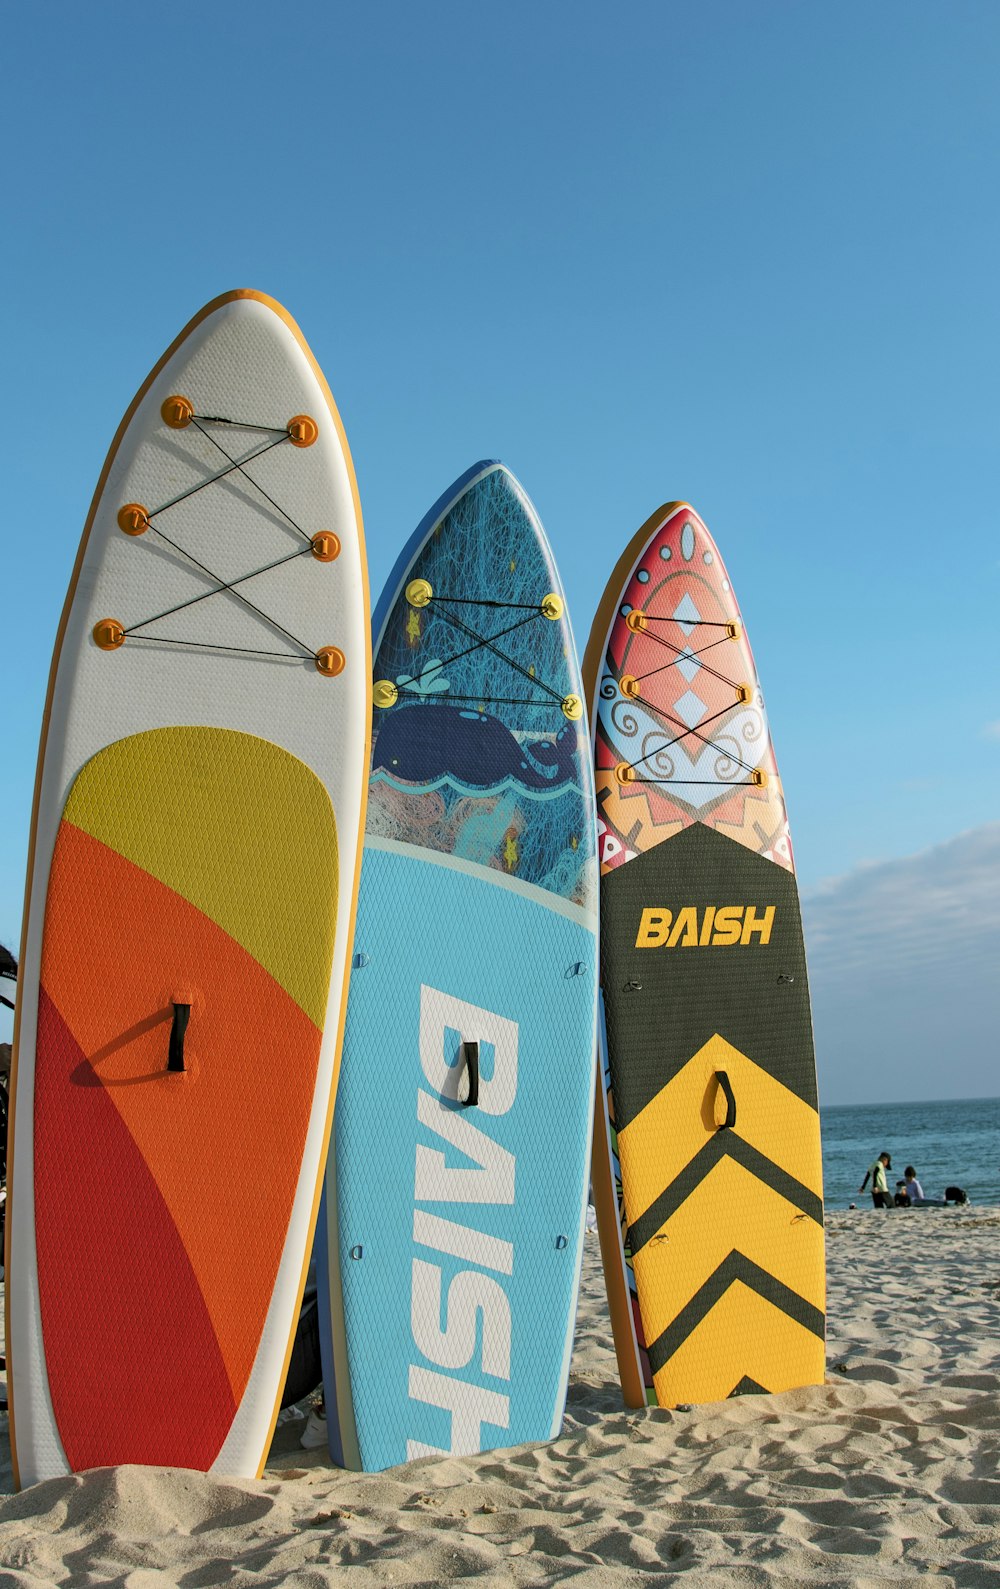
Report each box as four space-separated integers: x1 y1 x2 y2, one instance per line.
715 1069 736 1130
168 1002 191 1073
462 1041 479 1107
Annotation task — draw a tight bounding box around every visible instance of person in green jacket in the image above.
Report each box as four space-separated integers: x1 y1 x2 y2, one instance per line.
859 1151 893 1209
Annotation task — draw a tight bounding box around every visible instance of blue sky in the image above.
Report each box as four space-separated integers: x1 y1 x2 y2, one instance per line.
3 2 998 1100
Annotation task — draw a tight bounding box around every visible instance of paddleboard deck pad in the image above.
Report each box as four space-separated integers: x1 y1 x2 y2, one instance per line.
319 462 598 1471
583 503 824 1408
7 290 369 1484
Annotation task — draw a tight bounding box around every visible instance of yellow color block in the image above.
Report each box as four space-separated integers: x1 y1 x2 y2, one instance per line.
618 1034 822 1224
652 1282 825 1406
633 1155 825 1347
66 727 338 1026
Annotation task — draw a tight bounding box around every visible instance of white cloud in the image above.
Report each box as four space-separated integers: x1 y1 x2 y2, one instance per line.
802 825 1000 1103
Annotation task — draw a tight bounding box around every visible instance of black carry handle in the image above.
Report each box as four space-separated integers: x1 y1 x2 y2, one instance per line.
462 1041 479 1107
168 1002 191 1073
715 1069 737 1130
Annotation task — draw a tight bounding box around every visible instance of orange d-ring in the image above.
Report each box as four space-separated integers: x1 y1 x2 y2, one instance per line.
288 415 318 447
315 646 346 677
93 619 125 651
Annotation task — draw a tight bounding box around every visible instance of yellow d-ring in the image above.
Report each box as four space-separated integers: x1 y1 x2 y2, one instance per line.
373 679 399 709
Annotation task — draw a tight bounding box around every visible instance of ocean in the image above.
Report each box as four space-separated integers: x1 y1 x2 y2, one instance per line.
820 1095 1000 1210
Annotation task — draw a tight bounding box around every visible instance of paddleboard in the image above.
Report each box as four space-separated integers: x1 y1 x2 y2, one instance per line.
582 502 824 1408
6 290 370 1485
317 462 598 1470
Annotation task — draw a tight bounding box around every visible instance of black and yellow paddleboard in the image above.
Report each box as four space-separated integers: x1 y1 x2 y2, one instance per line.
583 502 824 1408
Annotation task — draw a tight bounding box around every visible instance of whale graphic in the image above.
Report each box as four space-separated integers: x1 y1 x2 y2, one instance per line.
372 705 579 793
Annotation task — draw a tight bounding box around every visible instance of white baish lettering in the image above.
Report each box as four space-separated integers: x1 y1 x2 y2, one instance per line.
419 986 518 1114
410 1258 512 1378
412 1209 514 1276
406 1365 510 1460
414 1089 515 1204
408 985 519 1458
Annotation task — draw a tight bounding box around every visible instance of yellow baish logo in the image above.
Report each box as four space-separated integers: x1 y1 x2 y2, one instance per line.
635 905 776 948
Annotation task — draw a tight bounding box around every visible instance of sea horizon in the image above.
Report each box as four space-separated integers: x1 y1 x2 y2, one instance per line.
819 1093 1000 1210
822 1093 1000 1110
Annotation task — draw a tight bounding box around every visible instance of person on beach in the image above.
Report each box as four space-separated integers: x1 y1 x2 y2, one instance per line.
904 1166 924 1203
859 1151 893 1208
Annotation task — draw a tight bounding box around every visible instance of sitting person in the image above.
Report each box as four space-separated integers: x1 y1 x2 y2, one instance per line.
900 1169 967 1209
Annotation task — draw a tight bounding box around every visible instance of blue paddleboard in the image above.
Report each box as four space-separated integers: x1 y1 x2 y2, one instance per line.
317 462 598 1470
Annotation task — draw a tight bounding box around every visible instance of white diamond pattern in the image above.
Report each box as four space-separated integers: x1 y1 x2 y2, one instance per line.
676 647 700 682
672 593 701 635
674 689 707 728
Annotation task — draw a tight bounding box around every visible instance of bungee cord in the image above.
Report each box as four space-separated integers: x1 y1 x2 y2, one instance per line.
115 635 315 662
142 431 289 521
611 606 765 786
418 694 574 709
123 540 316 654
617 695 763 783
630 629 744 690
383 590 576 717
396 610 540 689
189 416 314 546
185 414 289 433
432 601 566 706
96 405 340 670
422 595 542 613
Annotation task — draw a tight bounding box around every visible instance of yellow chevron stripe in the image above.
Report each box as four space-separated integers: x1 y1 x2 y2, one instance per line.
652 1282 825 1406
618 1034 822 1223
632 1156 825 1348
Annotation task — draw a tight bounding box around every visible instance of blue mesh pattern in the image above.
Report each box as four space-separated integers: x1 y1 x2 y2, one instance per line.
335 846 597 1471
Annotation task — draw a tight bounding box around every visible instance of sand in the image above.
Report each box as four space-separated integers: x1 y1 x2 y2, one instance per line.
1 1208 998 1587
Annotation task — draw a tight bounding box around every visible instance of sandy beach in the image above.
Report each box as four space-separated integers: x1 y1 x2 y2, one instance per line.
0 1207 998 1587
